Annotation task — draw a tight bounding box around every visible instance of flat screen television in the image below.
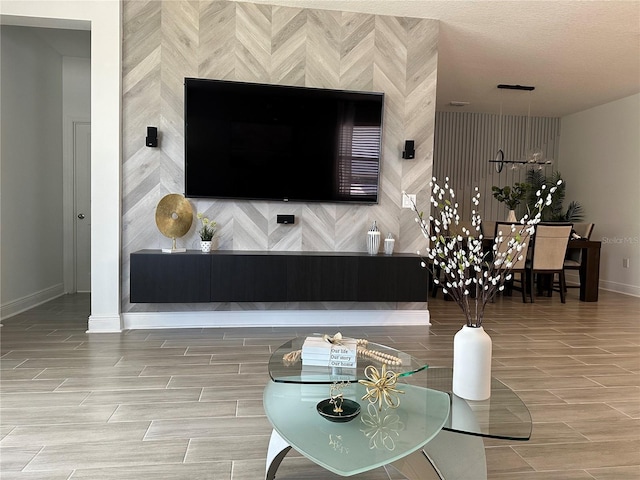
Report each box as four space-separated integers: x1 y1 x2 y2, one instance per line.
184 78 384 204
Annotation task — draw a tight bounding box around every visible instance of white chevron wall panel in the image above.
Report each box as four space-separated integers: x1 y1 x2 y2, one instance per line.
122 0 438 312
339 13 375 91
235 2 272 82
199 1 236 79
271 7 306 85
302 204 337 251
305 9 341 88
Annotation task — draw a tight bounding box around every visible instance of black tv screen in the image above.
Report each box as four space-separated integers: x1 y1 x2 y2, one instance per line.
184 78 384 204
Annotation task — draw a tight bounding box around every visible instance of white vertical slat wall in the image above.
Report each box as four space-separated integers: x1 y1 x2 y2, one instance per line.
433 112 560 223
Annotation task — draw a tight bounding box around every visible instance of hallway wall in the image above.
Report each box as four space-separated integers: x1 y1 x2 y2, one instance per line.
1 26 64 317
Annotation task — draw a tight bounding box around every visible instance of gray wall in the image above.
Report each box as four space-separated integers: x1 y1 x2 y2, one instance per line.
559 93 640 296
1 25 64 314
122 0 439 312
0 26 91 319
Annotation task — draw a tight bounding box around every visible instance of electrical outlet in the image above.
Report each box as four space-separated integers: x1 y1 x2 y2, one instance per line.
623 258 630 268
402 193 416 209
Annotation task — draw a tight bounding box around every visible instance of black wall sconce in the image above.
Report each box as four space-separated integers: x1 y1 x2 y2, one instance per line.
402 140 415 159
146 126 158 147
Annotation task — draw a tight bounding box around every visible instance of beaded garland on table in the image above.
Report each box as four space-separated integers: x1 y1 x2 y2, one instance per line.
281 336 403 367
356 339 403 367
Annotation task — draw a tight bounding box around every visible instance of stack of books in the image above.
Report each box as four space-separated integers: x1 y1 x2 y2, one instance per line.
302 336 357 368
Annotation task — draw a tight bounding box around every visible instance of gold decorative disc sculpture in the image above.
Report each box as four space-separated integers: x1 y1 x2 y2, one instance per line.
155 194 193 252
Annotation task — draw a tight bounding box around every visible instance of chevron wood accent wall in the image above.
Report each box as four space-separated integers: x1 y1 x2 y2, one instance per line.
122 0 439 312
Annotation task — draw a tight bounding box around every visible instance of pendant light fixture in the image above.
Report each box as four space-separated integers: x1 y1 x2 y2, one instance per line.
489 84 553 173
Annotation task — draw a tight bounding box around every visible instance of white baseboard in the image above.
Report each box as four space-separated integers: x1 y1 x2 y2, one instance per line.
598 280 640 298
565 272 639 297
122 309 431 330
87 314 123 333
0 284 65 320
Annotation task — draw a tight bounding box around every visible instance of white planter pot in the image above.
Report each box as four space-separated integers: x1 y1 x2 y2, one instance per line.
200 240 212 253
452 325 492 401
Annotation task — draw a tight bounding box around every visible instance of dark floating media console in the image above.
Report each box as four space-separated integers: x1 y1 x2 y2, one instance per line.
130 250 428 304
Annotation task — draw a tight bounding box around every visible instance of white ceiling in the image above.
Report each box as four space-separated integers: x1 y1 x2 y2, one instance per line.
8 1 639 117
245 0 640 117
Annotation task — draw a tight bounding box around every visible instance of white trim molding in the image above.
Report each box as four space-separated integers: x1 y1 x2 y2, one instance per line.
122 309 431 330
1 284 65 320
87 314 123 333
566 272 639 298
598 281 640 298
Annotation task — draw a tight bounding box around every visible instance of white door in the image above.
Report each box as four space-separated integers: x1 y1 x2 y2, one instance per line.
74 122 91 292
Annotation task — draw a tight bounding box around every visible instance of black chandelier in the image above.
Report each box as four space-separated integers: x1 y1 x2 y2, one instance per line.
489 84 553 173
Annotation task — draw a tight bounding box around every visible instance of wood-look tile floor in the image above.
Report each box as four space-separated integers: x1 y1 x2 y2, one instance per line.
1 290 639 479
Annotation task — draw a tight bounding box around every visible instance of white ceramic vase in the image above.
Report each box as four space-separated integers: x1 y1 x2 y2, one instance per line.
367 231 380 255
452 325 492 401
507 209 517 223
384 237 395 255
200 240 212 253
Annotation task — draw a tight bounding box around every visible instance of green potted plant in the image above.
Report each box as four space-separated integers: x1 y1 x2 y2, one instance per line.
525 170 584 222
197 212 217 252
492 182 529 221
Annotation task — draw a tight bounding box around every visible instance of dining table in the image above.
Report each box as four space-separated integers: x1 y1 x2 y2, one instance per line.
566 238 601 302
481 236 601 302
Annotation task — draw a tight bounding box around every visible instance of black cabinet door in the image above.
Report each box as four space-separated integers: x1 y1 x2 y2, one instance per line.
394 256 429 302
130 252 211 303
357 255 397 301
287 256 358 301
211 254 287 302
357 255 428 302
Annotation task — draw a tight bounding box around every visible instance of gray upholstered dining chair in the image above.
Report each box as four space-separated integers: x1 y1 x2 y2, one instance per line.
526 223 573 303
481 220 496 240
564 222 595 290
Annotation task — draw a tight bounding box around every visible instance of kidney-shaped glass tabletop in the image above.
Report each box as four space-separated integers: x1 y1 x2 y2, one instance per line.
268 337 532 442
263 381 451 477
269 337 428 384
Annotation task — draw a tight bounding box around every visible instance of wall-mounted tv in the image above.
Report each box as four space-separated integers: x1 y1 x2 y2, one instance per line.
184 78 384 204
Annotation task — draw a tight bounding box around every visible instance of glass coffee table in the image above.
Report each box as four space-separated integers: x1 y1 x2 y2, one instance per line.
264 337 532 480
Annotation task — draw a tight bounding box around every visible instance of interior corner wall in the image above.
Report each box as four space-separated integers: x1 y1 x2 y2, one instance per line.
121 0 439 313
0 26 64 318
559 93 640 297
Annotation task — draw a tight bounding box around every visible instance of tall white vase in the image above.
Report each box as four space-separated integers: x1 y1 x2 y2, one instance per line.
367 231 380 255
452 325 492 401
367 221 381 255
507 210 517 223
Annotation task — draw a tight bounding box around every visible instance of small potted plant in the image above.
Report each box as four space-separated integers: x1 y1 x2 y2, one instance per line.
197 212 217 252
492 182 529 222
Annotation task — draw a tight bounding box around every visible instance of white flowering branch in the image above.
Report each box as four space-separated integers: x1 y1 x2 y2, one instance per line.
405 176 561 328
